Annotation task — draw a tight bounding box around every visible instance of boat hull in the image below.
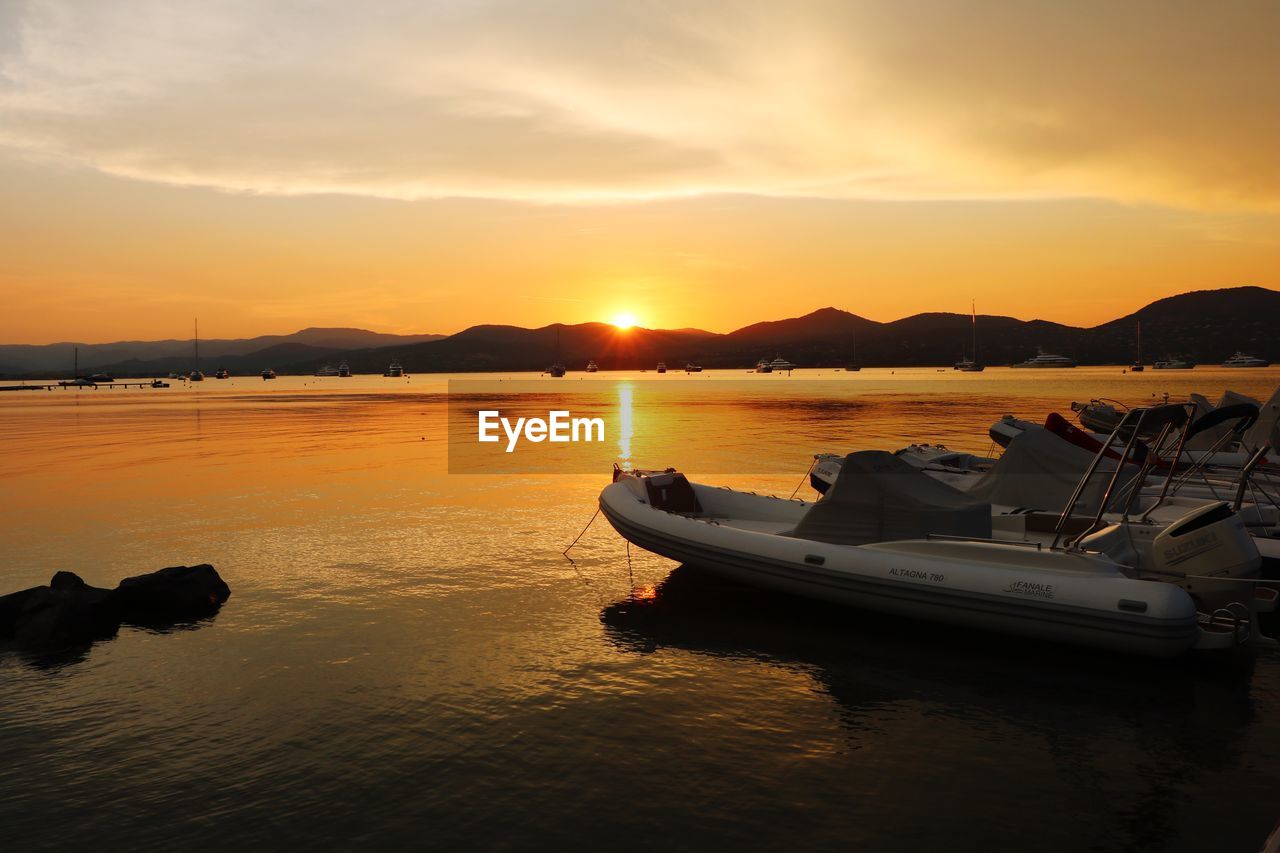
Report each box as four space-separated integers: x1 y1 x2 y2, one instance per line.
600 481 1200 658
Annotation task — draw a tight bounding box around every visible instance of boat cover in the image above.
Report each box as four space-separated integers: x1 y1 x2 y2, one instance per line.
1186 391 1261 450
792 451 991 545
966 427 1138 514
1242 386 1280 453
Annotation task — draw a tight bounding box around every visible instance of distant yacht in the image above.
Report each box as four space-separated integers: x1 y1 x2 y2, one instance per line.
1013 348 1076 368
167 372 183 379
1153 357 1195 370
385 361 404 377
586 360 599 373
315 365 340 377
261 368 276 380
150 379 170 388
755 358 773 374
214 368 229 379
767 356 794 372
338 362 351 377
656 362 667 373
86 373 114 383
1222 351 1269 367
685 363 702 373
189 370 205 382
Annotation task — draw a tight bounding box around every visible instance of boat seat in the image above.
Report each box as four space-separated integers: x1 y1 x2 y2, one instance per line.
643 472 703 515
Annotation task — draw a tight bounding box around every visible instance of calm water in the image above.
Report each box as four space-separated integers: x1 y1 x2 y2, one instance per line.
2 368 1279 851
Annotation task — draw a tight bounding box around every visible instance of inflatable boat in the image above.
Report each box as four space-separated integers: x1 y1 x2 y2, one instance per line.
600 451 1268 658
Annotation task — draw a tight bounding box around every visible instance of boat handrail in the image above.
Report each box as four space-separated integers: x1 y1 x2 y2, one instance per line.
925 533 1042 550
1234 442 1272 512
1052 407 1147 549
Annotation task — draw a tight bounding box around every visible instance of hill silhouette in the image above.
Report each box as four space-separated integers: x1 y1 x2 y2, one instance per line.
5 286 1277 377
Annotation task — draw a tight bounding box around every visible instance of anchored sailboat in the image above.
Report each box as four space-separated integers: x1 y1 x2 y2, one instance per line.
189 319 204 381
547 326 566 377
954 301 984 371
1130 319 1144 372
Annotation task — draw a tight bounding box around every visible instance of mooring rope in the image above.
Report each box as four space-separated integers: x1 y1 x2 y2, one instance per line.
563 506 601 555
789 456 818 500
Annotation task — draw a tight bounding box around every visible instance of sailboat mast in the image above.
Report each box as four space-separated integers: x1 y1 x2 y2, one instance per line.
194 318 200 370
1137 318 1142 363
971 300 978 363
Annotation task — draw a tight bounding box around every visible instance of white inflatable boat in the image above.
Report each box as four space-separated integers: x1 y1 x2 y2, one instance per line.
600 451 1267 658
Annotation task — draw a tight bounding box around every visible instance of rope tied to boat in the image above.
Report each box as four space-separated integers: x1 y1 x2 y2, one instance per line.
563 506 601 555
789 456 818 500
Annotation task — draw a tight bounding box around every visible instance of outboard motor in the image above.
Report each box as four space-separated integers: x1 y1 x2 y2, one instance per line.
1149 502 1260 613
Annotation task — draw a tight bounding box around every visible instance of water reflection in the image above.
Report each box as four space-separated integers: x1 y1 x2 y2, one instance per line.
1 611 225 671
601 566 1267 851
617 383 633 464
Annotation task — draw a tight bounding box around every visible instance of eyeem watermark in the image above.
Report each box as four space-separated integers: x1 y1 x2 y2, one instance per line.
478 410 605 453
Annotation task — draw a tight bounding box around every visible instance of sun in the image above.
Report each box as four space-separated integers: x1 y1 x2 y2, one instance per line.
611 312 638 330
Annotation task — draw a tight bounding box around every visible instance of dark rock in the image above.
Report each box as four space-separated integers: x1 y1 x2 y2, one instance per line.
115 564 230 625
50 570 88 590
0 587 44 640
13 581 120 647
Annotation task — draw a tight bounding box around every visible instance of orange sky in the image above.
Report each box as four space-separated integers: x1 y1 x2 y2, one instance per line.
1 1 1278 343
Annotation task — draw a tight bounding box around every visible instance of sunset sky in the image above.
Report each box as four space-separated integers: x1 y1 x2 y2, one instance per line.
1 0 1278 343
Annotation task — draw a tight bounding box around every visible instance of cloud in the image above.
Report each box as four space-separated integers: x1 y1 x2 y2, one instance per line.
1 0 1277 208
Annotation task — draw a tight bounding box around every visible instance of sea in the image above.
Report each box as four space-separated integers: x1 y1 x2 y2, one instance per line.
2 366 1279 851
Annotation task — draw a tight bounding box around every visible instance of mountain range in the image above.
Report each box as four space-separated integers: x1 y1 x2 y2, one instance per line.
0 328 444 376
3 286 1277 377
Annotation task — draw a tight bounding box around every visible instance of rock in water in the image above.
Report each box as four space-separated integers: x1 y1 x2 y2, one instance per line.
0 587 44 640
12 572 120 647
115 564 231 625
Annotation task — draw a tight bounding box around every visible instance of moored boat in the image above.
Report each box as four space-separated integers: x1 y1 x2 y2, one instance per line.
261 368 276 380
768 355 795 372
586 360 599 373
954 301 984 371
189 319 204 381
685 363 702 373
1223 352 1269 368
385 361 404 377
599 455 1260 657
315 365 339 377
1129 319 1144 372
1153 357 1195 370
338 362 351 377
755 359 773 374
656 362 667 373
1013 348 1076 368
